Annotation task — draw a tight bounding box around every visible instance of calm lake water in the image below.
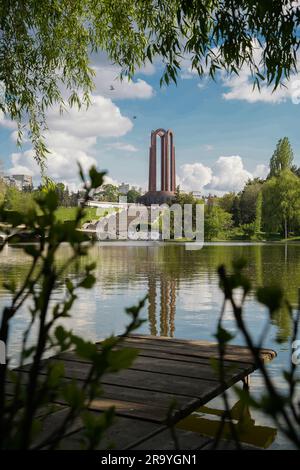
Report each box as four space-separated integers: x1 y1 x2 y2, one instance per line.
1 242 300 449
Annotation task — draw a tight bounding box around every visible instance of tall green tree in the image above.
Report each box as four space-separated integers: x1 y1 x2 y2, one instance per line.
0 179 6 206
1 1 300 164
218 192 236 213
254 190 263 237
239 179 263 225
263 170 300 238
269 137 294 177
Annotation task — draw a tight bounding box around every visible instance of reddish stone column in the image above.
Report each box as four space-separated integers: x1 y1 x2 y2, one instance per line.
148 128 175 195
171 146 176 191
165 133 169 191
161 135 165 191
149 131 157 191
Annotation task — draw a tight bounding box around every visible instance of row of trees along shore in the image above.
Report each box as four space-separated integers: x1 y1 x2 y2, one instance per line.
175 137 300 241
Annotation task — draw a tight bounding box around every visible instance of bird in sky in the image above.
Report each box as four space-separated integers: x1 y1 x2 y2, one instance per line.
110 85 115 91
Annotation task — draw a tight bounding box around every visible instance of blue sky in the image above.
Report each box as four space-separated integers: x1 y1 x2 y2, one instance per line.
1 55 300 194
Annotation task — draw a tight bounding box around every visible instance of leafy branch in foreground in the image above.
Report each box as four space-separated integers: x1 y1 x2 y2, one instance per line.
215 259 300 448
1 1 300 163
0 165 145 449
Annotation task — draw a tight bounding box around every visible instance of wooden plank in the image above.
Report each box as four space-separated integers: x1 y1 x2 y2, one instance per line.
14 354 254 405
100 383 196 410
5 334 277 450
31 407 83 449
60 347 254 372
117 336 276 363
54 352 253 382
57 415 165 450
130 334 277 360
130 428 211 450
127 356 253 381
62 396 173 424
34 359 242 400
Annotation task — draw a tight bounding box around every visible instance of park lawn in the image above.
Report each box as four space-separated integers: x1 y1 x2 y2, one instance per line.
55 206 117 227
55 207 98 227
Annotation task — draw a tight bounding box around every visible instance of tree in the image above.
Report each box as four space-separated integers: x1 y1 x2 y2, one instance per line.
218 192 236 213
291 165 300 177
269 137 294 177
205 205 232 241
4 186 37 214
263 170 300 238
1 1 300 164
254 190 263 237
98 184 119 202
0 179 6 206
239 179 263 225
126 188 141 203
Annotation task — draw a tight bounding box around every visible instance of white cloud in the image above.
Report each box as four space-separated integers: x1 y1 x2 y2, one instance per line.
0 111 17 130
221 41 300 104
253 163 269 179
178 155 260 194
178 162 212 192
9 148 97 186
93 65 154 100
106 142 138 152
208 156 252 192
222 72 294 104
47 95 132 138
7 95 134 187
137 60 156 76
179 39 300 104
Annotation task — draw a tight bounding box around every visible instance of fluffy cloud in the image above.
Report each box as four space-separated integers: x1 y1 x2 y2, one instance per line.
47 95 132 139
92 65 154 100
6 94 135 187
0 111 17 130
2 54 156 187
221 71 299 104
180 39 300 104
178 163 212 192
208 156 252 192
221 41 300 104
253 163 269 179
178 156 266 194
8 148 97 189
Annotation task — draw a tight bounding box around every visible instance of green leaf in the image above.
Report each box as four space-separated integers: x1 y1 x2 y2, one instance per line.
256 286 284 314
79 274 96 289
89 167 106 189
107 348 138 371
47 362 65 387
62 382 85 409
214 326 235 345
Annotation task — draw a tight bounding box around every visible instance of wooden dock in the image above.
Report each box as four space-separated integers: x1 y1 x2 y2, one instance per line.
9 334 276 450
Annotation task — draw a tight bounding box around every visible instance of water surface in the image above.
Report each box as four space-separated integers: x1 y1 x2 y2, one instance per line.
1 242 300 449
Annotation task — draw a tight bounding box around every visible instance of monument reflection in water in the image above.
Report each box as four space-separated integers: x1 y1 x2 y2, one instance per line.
148 274 176 337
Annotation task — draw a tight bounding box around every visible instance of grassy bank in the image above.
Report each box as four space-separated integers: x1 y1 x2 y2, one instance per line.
55 207 98 227
54 207 117 227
